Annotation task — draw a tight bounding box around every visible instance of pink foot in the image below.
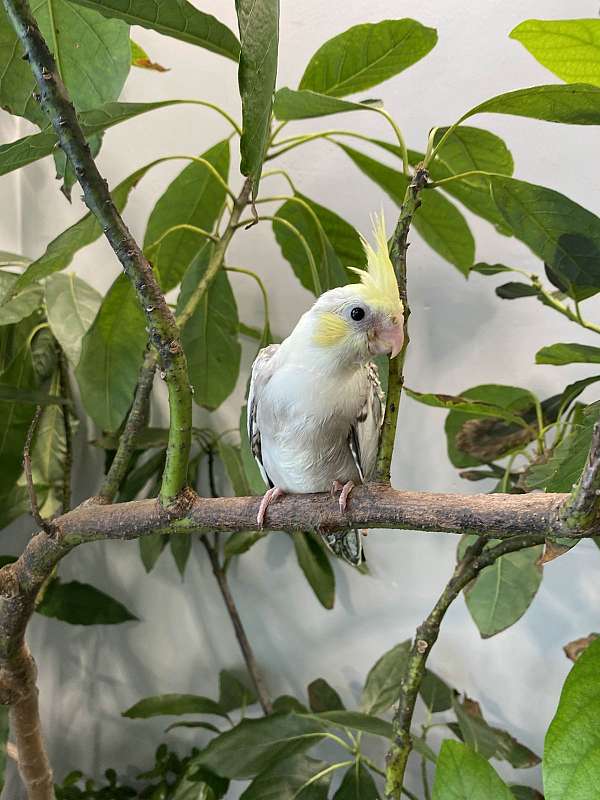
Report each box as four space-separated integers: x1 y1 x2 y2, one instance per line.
257 487 285 527
331 480 355 513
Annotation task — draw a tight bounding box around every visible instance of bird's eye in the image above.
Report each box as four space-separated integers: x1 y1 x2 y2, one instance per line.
350 306 365 321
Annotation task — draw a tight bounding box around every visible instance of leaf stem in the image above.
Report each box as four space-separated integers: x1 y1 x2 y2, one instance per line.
235 214 322 296
225 266 271 347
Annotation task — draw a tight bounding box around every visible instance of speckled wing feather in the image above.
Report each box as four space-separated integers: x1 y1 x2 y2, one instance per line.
349 361 385 481
247 344 280 488
321 362 385 566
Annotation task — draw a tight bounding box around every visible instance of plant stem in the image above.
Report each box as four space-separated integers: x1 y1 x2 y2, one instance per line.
57 348 73 513
375 168 429 483
23 406 55 535
176 179 253 329
384 532 546 798
3 0 193 506
99 349 156 502
202 536 273 715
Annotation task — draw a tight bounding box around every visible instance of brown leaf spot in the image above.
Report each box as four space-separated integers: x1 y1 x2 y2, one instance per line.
563 633 599 662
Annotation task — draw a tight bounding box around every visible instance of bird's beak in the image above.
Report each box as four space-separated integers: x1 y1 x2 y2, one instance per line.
368 317 404 359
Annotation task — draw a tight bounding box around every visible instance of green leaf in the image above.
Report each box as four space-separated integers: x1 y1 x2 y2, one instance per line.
334 761 380 799
0 0 130 126
406 387 531 426
524 402 600 492
419 669 454 712
218 671 257 713
302 198 364 268
0 99 189 179
490 175 600 298
360 640 410 715
0 385 65 406
293 533 335 610
177 245 241 411
11 160 156 295
511 19 600 86
118 449 166 503
431 740 514 800
544 637 600 799
536 342 600 366
67 0 240 61
123 694 227 720
144 140 230 292
0 316 38 493
37 579 138 625
44 274 102 366
0 251 29 267
273 696 309 714
240 754 331 800
273 88 380 120
307 679 344 713
76 274 146 431
463 83 600 125
139 533 168 573
224 530 266 562
217 440 251 496
463 543 543 638
164 720 221 734
444 384 539 468
452 696 540 768
31 372 68 509
470 262 515 276
314 711 393 742
299 19 437 97
0 486 29 530
235 0 279 192
430 126 514 234
337 144 474 273
0 282 43 325
495 282 540 300
193 713 326 779
273 196 349 294
170 533 191 578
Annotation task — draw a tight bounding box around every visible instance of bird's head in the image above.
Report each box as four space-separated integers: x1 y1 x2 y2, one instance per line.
310 214 404 364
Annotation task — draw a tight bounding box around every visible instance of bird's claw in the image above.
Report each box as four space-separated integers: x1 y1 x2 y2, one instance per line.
256 487 285 527
331 480 355 513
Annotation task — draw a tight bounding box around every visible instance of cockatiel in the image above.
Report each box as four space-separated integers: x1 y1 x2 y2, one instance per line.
247 214 404 565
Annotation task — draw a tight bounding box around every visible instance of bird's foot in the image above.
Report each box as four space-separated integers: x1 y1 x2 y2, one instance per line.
331 480 355 513
256 486 285 527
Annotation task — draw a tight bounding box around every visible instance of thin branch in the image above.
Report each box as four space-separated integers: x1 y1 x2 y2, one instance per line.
375 167 429 483
57 347 73 513
556 421 600 533
99 349 156 502
3 0 192 506
384 532 546 798
202 536 273 715
23 406 55 536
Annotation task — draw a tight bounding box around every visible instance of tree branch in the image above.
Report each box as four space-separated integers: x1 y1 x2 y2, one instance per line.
3 0 192 506
99 349 156 503
384 531 546 798
375 168 429 483
202 536 273 715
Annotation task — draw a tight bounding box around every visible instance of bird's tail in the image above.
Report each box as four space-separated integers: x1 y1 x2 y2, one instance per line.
320 529 364 566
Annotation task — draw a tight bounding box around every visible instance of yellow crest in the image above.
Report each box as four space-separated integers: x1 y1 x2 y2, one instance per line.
350 213 403 315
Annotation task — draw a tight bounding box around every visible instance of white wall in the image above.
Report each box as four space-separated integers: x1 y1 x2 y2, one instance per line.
2 0 600 796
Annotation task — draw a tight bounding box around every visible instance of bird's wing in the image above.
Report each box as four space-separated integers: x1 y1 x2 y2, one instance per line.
348 361 385 482
247 344 280 488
